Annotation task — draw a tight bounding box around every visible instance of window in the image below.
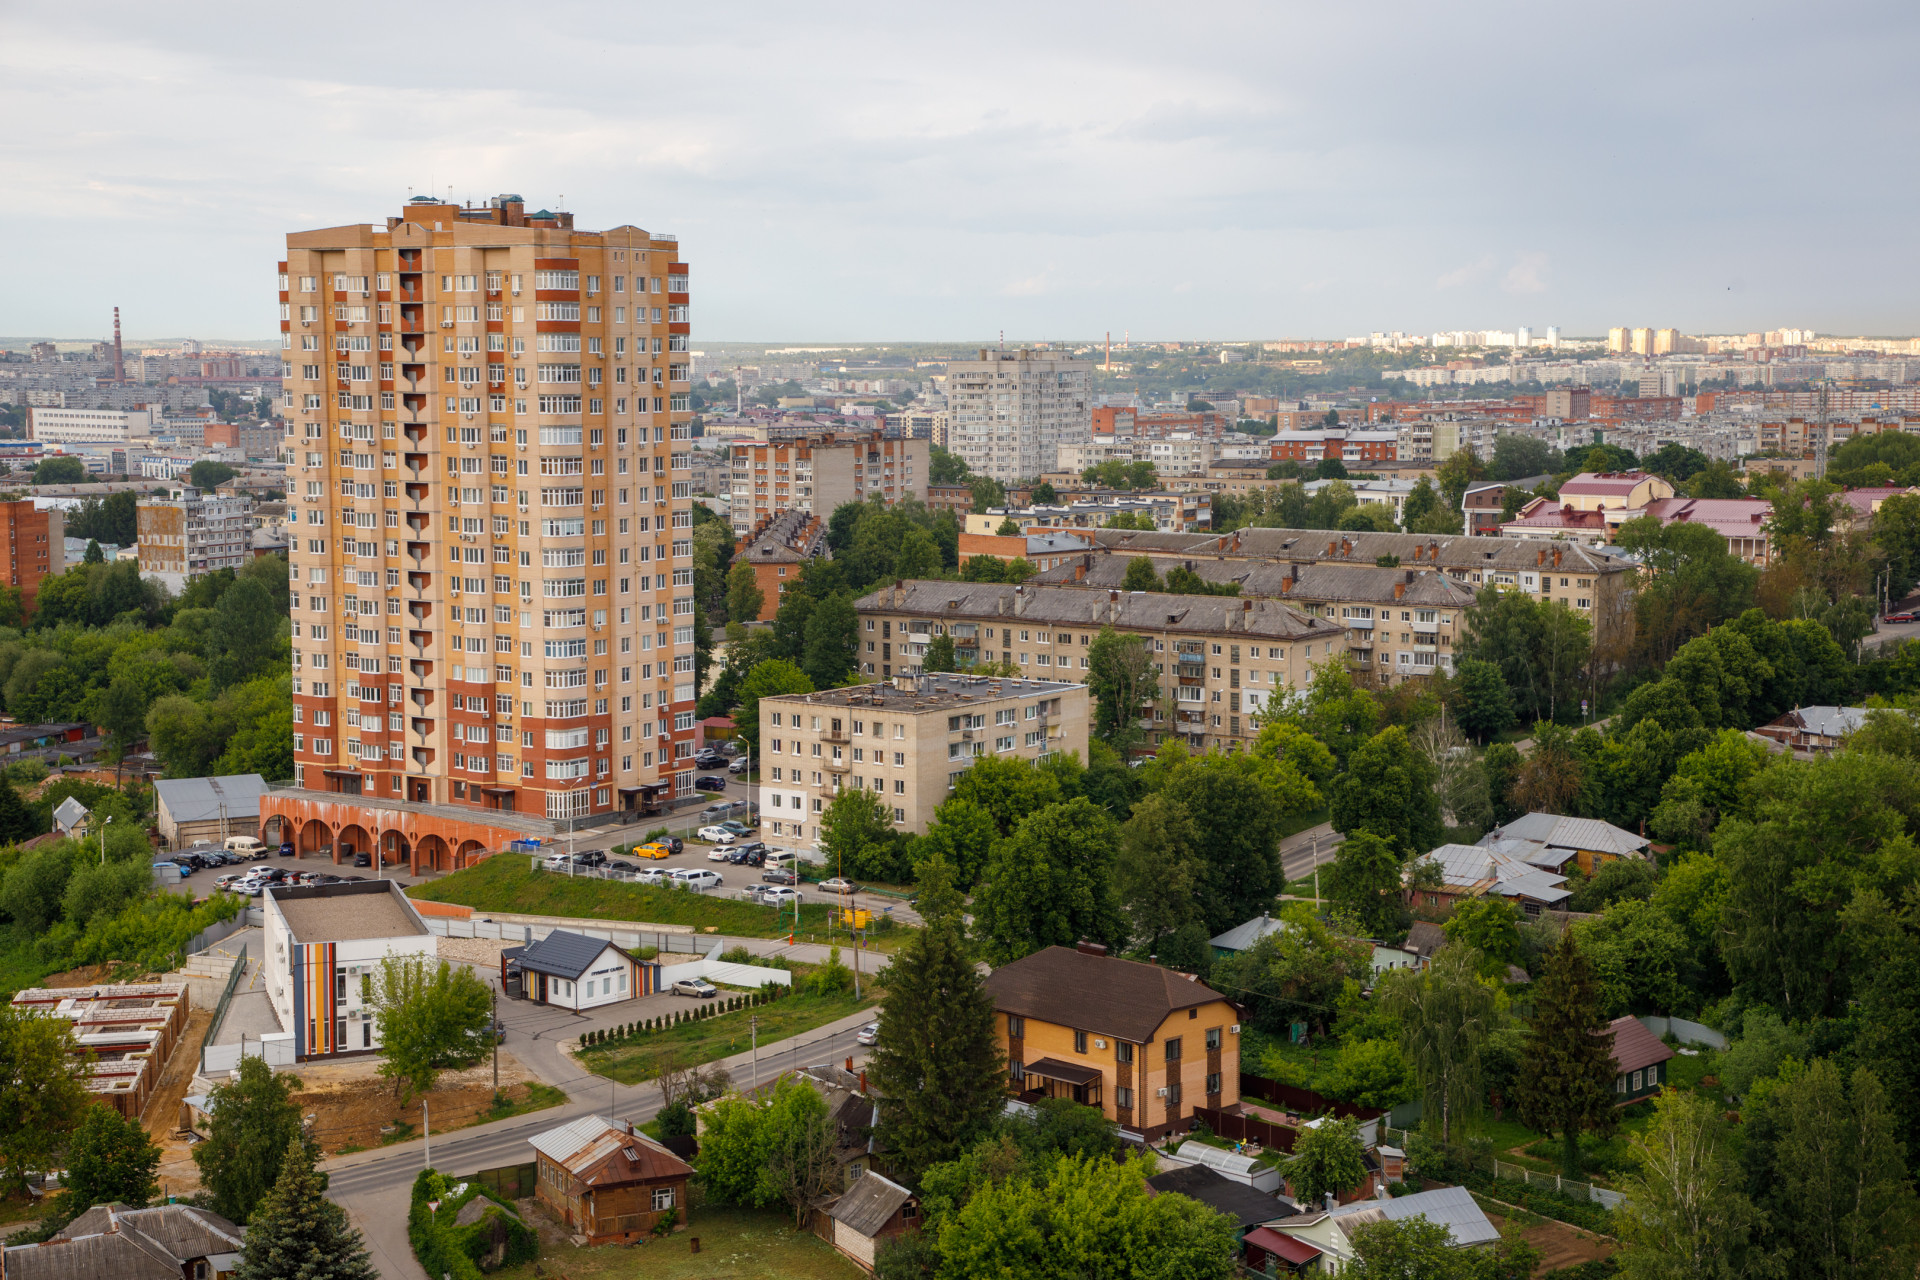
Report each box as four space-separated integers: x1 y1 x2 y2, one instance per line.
1205 1027 1221 1051
1073 1029 1087 1054
1632 1069 1643 1091
1116 1086 1134 1110
1007 1015 1025 1039
652 1186 676 1211
1115 1041 1133 1064
1165 1037 1182 1062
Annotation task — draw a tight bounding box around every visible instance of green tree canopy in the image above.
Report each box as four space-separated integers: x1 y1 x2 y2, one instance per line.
192 1055 312 1223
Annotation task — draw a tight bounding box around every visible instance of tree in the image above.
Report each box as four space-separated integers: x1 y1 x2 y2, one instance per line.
697 1094 772 1206
724 560 765 623
1441 897 1522 978
935 1153 1236 1280
820 787 910 882
365 955 492 1103
1451 659 1515 742
1213 904 1369 1037
1121 557 1161 592
1380 945 1498 1146
929 446 971 486
914 798 998 888
55 1105 160 1218
205 576 279 691
1741 1060 1920 1279
1490 433 1560 481
867 859 1007 1177
1399 476 1439 529
32 457 85 486
1514 931 1617 1175
1029 481 1058 504
732 659 814 760
1115 791 1204 955
1436 450 1486 510
189 460 238 490
1344 1213 1538 1280
1329 725 1443 857
759 1078 838 1225
1323 832 1408 940
1614 1089 1762 1280
193 1055 311 1223
233 1143 375 1280
995 516 1021 536
973 798 1125 964
801 592 860 688
922 634 956 673
1287 1115 1368 1205
0 1004 91 1194
81 538 104 565
1086 627 1158 748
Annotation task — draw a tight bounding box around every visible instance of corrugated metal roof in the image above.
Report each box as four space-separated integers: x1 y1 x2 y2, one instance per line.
152 774 268 824
1210 914 1289 952
530 1115 621 1165
1330 1186 1499 1246
830 1171 913 1236
1492 813 1646 857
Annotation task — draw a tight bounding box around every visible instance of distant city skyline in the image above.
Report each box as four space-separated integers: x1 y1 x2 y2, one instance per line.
5 4 1918 340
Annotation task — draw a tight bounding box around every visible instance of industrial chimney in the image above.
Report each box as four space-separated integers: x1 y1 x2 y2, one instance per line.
112 307 125 384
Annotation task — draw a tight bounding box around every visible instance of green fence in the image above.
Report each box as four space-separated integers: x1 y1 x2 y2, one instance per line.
462 1161 537 1201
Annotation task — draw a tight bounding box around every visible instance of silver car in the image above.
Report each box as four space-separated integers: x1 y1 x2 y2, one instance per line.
671 979 717 999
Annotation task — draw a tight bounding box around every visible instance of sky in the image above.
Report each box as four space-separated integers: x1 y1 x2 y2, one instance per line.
4 1 1918 344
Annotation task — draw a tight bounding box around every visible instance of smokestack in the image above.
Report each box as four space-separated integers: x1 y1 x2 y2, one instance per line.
112 307 125 385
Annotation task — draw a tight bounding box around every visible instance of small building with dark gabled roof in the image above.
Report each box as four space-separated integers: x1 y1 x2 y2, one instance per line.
501 929 652 1010
1608 1015 1674 1104
984 943 1241 1140
2 1202 245 1280
826 1171 919 1272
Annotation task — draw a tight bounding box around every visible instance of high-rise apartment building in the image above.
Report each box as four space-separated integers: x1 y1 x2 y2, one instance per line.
136 487 250 592
726 430 926 537
267 195 697 871
946 350 1092 483
0 500 63 615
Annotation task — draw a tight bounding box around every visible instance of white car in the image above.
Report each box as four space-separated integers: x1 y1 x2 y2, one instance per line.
855 1022 880 1047
635 867 669 886
761 885 801 907
670 868 723 890
707 846 733 862
697 825 738 844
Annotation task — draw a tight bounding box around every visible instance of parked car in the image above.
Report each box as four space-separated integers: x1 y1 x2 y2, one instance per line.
719 820 751 837
224 836 266 857
762 866 799 885
728 755 752 774
694 775 727 793
607 859 637 873
671 979 718 999
697 825 739 844
635 867 670 885
635 841 673 860
214 873 243 891
727 842 768 866
574 850 607 868
694 749 727 769
672 868 724 890
855 1022 880 1047
819 877 859 896
1885 611 1916 624
706 844 734 862
660 836 685 855
761 885 802 907
352 852 373 867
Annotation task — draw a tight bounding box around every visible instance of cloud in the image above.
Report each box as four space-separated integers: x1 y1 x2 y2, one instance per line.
1436 256 1495 289
1503 252 1549 295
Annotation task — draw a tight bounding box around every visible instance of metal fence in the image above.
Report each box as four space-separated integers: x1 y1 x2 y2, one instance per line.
1378 1124 1627 1211
422 914 712 955
203 946 248 1050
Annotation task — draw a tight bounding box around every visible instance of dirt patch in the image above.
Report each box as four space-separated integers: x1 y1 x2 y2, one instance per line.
1484 1210 1616 1275
141 1006 216 1200
295 1052 543 1155
39 963 122 989
437 936 514 970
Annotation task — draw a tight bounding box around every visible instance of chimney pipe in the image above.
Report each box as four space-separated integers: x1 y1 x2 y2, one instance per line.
1393 581 1406 599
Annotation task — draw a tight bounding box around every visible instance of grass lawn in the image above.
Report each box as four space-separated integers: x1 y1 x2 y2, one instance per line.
407 855 850 937
490 1207 862 1280
579 990 880 1084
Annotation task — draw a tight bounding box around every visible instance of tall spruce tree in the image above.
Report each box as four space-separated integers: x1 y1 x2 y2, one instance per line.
1515 930 1617 1176
234 1144 375 1280
192 1055 311 1224
865 859 1005 1179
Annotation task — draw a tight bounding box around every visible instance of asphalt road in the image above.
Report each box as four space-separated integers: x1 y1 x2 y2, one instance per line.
325 1010 877 1280
1279 821 1340 884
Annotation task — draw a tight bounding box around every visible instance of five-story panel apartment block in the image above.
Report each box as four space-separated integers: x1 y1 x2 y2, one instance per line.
270 196 698 872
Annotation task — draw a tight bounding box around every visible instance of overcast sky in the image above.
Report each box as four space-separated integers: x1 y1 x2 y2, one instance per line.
4 1 1917 343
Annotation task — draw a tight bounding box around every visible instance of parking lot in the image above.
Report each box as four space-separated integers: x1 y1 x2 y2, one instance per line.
158 844 449 899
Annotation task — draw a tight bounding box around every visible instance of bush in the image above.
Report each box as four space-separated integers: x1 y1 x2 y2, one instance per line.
409 1169 537 1276
1463 1169 1615 1234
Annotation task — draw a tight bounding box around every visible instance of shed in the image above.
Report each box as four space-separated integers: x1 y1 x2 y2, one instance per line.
153 774 267 848
502 929 651 1010
1608 1015 1674 1103
1210 912 1289 958
1173 1140 1283 1194
1146 1163 1296 1236
827 1171 919 1272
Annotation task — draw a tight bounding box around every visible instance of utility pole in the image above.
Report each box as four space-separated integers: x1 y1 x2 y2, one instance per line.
422 1099 430 1172
749 1014 758 1094
491 984 499 1092
853 926 862 999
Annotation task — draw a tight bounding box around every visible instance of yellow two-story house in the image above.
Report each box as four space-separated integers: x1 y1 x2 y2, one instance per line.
983 944 1241 1141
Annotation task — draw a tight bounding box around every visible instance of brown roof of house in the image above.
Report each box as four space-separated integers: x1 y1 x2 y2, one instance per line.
1403 921 1447 959
1608 1016 1674 1075
984 946 1228 1044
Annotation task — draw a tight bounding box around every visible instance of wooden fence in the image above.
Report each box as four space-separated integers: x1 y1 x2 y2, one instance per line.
1192 1104 1297 1153
462 1162 537 1201
1239 1071 1386 1124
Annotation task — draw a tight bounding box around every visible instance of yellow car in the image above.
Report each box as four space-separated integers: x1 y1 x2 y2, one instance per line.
633 842 673 860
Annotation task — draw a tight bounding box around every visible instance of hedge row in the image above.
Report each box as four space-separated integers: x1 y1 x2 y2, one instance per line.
1462 1169 1617 1235
580 988 787 1048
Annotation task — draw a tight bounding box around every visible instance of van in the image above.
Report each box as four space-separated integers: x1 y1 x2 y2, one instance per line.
764 850 799 869
224 836 265 856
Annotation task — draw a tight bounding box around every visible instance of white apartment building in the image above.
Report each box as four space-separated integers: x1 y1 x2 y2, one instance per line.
945 349 1092 482
26 406 157 445
136 487 251 591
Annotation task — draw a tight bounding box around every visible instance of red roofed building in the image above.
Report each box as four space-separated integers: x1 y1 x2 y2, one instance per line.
1608 1016 1674 1104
